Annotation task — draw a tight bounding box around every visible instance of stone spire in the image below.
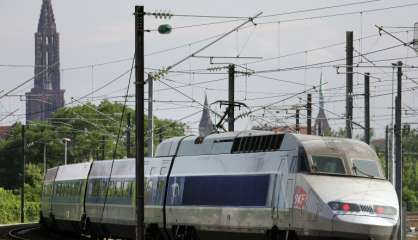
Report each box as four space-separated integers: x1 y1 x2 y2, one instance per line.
37 0 56 33
26 0 64 121
314 72 331 136
198 95 214 137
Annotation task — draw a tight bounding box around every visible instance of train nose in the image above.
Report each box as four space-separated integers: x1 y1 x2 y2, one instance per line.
328 202 398 239
332 214 398 240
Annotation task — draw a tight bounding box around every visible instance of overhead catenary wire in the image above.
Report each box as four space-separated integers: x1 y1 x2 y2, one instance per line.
153 0 381 20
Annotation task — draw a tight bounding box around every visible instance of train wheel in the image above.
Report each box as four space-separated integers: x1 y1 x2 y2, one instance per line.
145 224 163 240
286 231 298 240
185 227 199 240
173 226 199 240
49 213 58 232
266 226 290 240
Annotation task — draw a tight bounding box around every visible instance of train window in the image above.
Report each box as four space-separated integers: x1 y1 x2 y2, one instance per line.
312 155 345 174
160 167 167 175
352 159 381 177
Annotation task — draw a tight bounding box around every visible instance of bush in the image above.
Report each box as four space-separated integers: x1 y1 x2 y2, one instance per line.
0 187 39 224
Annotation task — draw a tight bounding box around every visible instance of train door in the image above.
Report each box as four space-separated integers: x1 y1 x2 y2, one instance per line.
286 152 298 229
286 178 295 228
272 153 295 229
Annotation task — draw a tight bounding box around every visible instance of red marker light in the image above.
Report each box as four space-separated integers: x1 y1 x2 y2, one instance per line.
342 203 351 212
375 206 385 214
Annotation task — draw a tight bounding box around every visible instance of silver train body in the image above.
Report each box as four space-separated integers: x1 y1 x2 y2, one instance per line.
40 131 399 240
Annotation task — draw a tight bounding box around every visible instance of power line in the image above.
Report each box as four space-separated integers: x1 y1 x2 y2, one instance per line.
257 2 418 25
0 61 59 99
255 42 406 74
152 0 380 19
260 0 381 18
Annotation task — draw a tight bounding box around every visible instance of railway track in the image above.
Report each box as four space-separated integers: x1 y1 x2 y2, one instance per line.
7 226 39 240
2 224 89 240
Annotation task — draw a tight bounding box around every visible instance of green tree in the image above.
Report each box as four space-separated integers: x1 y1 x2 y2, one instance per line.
0 100 186 190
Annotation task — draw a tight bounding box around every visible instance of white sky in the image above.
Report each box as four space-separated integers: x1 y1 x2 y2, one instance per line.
1 0 418 138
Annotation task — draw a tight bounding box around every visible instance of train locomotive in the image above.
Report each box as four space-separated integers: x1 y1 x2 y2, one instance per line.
40 131 399 240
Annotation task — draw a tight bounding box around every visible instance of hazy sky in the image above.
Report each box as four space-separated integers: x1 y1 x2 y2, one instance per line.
1 0 418 138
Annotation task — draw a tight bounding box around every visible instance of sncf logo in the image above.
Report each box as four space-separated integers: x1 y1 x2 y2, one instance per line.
294 186 308 209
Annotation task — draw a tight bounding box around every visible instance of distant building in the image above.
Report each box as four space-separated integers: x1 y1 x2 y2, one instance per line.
371 138 385 152
198 95 214 137
313 73 331 136
0 126 12 140
26 0 64 121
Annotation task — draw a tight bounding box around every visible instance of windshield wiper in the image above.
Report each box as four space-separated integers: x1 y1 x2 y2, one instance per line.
352 165 375 178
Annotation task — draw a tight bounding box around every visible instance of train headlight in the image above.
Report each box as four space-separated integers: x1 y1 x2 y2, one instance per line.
373 205 397 216
328 201 360 213
328 201 397 216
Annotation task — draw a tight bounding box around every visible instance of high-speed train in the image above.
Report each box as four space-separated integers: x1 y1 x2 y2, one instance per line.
40 131 399 240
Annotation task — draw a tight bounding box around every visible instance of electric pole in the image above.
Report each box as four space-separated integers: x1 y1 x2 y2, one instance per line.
102 135 105 160
385 125 389 180
43 143 47 176
228 64 235 132
147 74 154 157
295 109 300 133
346 31 353 139
364 72 370 144
134 5 145 240
21 125 25 223
127 112 131 158
307 94 312 135
394 61 403 240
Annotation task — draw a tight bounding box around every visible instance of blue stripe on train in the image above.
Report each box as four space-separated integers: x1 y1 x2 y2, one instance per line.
180 174 270 207
83 174 271 207
157 174 270 207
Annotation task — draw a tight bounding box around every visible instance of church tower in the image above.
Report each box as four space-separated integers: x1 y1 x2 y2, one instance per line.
198 95 214 137
26 0 64 121
313 73 331 136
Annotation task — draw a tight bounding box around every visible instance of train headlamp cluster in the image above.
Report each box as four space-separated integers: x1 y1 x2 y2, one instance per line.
328 201 397 216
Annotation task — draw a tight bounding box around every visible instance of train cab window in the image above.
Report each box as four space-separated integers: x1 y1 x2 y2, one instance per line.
312 155 345 174
352 159 381 177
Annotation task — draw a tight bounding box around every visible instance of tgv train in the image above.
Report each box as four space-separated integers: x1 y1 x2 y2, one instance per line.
40 131 399 240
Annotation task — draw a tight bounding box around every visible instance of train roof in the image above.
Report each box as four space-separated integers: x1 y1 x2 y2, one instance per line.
155 130 377 160
44 167 59 183
55 162 91 181
156 130 296 157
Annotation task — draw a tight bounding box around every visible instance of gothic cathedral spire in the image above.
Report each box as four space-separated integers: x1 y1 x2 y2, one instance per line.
199 95 214 137
313 72 331 136
26 0 64 121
